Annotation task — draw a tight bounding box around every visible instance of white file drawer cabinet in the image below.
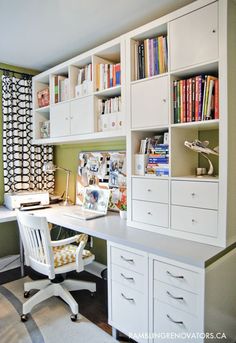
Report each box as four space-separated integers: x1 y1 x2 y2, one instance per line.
132 178 169 203
132 200 169 228
131 76 169 129
171 205 218 237
171 181 218 210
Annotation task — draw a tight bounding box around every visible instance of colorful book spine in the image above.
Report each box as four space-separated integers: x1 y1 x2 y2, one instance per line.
214 79 219 119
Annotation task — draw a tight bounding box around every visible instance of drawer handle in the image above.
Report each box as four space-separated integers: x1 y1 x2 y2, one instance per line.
166 271 184 279
120 255 134 264
166 291 184 301
166 314 183 325
121 292 135 303
147 211 152 215
147 189 152 192
192 218 197 224
120 273 134 282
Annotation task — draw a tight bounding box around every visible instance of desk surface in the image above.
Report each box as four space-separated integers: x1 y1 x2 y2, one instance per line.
0 205 233 268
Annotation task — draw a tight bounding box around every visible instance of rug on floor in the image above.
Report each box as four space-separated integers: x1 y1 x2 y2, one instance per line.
0 277 117 343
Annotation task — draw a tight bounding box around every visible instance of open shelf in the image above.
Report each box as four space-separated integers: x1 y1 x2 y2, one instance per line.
171 119 219 130
94 85 121 97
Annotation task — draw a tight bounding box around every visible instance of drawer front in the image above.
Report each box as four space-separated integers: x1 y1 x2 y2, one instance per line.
171 181 218 209
154 280 199 316
111 246 146 274
111 281 147 343
154 300 201 343
132 178 169 203
154 260 200 293
171 205 218 237
111 264 145 293
132 200 169 228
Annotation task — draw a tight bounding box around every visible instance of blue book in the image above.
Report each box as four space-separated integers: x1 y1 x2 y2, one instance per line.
153 38 159 75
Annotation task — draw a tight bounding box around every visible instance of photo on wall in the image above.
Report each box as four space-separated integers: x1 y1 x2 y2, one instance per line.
76 151 126 211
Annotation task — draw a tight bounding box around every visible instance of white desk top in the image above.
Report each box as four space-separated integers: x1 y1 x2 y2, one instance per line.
0 205 233 268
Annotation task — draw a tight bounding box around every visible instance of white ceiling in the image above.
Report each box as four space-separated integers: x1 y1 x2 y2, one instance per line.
0 0 194 71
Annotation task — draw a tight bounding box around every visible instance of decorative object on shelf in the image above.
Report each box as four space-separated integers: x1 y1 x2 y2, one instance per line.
116 191 127 220
37 87 50 108
184 139 219 176
43 162 73 206
196 167 207 176
134 154 148 176
76 151 126 211
40 121 50 138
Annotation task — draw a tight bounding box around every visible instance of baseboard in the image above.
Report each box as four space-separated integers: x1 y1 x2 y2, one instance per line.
84 261 107 278
0 255 21 273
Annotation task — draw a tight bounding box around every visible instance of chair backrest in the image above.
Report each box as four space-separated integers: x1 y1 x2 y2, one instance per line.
17 211 55 279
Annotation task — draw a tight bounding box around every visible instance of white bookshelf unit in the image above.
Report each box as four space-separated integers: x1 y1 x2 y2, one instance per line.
32 37 126 144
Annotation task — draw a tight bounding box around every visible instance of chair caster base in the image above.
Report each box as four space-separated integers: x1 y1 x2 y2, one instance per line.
24 291 30 298
70 314 78 322
21 314 28 322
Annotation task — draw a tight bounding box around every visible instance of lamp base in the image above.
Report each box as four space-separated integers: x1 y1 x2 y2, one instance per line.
59 199 74 206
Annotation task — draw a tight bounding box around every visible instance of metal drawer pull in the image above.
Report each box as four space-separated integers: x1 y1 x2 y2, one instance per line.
167 314 183 325
147 211 152 215
191 192 196 197
120 255 134 264
120 273 134 282
147 189 151 192
121 293 135 302
166 271 184 279
166 291 184 301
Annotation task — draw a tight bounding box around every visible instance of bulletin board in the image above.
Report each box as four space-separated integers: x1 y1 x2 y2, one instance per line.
76 151 126 211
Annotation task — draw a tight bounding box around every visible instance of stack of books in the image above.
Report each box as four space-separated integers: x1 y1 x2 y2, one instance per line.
77 64 92 85
96 63 121 91
173 75 219 123
146 144 169 176
133 35 168 80
97 96 121 115
54 75 69 103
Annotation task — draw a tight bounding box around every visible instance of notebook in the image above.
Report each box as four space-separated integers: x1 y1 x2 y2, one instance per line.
64 187 110 220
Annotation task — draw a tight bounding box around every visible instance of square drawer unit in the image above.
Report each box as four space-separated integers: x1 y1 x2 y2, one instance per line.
171 205 218 238
171 181 218 210
132 199 169 228
132 177 169 203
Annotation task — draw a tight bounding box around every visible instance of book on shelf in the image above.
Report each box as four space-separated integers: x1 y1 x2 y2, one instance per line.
96 63 121 91
54 75 69 103
97 96 121 115
134 35 168 80
173 75 219 123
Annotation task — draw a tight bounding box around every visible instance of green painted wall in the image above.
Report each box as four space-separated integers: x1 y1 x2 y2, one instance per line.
54 140 126 265
0 63 38 258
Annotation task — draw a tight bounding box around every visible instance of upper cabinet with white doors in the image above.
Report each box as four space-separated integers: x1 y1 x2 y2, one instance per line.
32 37 126 144
126 0 236 248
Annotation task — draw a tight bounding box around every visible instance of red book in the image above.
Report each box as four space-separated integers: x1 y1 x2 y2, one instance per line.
215 79 219 119
195 76 199 121
186 78 191 122
189 78 192 122
182 79 186 122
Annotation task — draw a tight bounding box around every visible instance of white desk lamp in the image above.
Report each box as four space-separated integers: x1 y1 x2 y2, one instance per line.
43 162 72 206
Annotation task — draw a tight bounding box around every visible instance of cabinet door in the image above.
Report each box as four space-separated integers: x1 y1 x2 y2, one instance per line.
50 102 70 137
169 2 218 70
70 96 94 135
131 76 169 129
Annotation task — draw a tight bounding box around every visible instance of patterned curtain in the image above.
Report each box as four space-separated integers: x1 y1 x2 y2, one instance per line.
1 72 54 193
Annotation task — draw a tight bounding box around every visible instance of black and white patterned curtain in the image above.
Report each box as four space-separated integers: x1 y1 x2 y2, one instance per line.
1 72 54 193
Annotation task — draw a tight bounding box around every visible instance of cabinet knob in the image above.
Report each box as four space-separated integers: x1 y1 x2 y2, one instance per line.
147 211 152 215
147 189 151 192
212 29 216 33
191 192 196 197
192 218 196 224
163 98 167 103
65 117 69 120
70 116 73 119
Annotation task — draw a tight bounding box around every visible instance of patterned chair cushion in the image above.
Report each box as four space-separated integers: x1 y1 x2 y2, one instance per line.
53 244 92 268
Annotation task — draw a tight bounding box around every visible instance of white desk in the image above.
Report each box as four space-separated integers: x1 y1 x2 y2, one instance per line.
0 205 233 268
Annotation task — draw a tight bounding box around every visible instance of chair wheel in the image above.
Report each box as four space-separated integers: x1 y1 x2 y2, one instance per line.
70 314 78 322
24 291 30 298
21 314 28 322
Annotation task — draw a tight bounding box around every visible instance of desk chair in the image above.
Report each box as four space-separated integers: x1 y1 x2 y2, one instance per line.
16 211 96 322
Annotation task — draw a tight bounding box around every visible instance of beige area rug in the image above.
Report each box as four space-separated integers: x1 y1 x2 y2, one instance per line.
0 277 118 343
